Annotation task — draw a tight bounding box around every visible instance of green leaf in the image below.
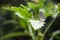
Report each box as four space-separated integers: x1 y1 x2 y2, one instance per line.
58 3 60 12
28 2 36 10
2 7 32 19
19 18 28 29
1 32 30 40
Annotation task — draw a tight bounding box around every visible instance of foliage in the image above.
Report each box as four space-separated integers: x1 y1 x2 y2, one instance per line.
0 0 59 40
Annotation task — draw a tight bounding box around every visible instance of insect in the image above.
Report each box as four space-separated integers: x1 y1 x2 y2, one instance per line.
39 8 46 22
30 8 46 30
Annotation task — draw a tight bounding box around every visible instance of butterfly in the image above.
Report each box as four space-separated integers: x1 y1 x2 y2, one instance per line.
39 8 46 22
30 8 46 30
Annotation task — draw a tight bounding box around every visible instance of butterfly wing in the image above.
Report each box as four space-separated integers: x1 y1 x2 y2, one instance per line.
39 10 46 21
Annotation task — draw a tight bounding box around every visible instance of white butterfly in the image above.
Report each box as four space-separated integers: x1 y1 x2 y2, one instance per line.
39 8 46 21
30 8 46 30
30 19 45 30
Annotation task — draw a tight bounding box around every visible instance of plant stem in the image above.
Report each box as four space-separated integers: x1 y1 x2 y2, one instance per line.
41 18 56 40
28 24 36 40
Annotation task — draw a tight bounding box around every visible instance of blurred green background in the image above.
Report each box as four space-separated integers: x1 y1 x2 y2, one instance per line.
0 0 60 40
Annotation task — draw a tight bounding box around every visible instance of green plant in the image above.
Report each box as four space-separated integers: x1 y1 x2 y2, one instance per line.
1 0 59 40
